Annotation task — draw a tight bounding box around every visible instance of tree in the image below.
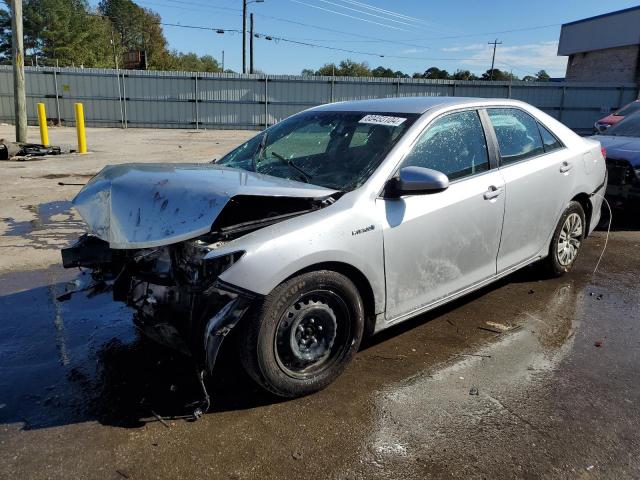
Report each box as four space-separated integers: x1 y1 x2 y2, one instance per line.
535 69 550 81
98 0 169 69
336 59 371 77
414 67 450 80
452 69 478 81
301 68 315 76
371 66 394 77
481 68 519 81
0 0 113 67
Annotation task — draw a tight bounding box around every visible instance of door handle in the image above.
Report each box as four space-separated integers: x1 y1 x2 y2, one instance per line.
560 161 573 173
483 186 503 200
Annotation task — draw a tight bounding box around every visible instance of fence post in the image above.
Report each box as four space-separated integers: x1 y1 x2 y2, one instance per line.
331 76 335 103
52 70 61 125
452 81 456 97
396 77 400 97
264 75 268 129
507 83 512 99
194 75 199 130
116 70 124 128
121 71 128 128
617 86 624 109
559 85 566 122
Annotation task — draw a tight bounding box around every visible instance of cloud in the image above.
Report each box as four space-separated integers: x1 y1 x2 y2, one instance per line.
444 41 568 77
441 43 485 52
400 48 430 54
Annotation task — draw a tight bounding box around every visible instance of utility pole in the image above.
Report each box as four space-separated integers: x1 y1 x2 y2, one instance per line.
249 13 254 74
221 50 225 71
11 0 27 143
242 0 247 74
242 0 263 74
488 39 502 80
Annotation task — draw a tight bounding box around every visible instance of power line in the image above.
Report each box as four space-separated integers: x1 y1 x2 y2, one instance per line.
141 0 432 49
338 0 426 25
315 0 419 28
288 0 413 32
146 18 495 63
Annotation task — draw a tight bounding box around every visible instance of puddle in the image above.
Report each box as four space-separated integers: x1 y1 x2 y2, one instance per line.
2 201 84 248
365 282 581 466
0 266 263 431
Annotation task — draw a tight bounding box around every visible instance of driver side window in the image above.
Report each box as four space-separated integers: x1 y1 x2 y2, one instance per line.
401 110 489 180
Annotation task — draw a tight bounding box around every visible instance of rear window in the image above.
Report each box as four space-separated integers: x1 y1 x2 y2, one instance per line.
487 108 544 164
538 123 563 153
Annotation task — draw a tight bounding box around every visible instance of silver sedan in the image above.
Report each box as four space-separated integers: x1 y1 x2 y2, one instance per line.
62 97 607 401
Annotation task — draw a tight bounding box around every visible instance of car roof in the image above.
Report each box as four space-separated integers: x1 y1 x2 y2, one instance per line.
311 96 507 114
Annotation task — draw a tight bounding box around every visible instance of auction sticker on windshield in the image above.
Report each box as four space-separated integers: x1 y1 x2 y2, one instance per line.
359 115 407 127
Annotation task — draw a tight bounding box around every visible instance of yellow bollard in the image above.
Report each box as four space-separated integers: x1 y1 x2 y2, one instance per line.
37 103 49 146
74 103 87 154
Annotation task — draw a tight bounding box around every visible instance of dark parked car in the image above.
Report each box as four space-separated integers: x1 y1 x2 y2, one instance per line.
593 111 640 209
594 100 640 133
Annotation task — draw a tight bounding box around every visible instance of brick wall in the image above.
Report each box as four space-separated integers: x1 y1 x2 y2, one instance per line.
566 44 640 83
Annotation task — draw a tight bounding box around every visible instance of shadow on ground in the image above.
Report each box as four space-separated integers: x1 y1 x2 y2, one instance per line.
0 259 551 432
0 267 282 431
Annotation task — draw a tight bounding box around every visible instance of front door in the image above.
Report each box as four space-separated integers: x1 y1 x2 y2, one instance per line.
380 110 505 322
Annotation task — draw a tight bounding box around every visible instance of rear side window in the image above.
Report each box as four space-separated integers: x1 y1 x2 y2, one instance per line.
487 108 544 164
401 110 489 180
538 123 562 152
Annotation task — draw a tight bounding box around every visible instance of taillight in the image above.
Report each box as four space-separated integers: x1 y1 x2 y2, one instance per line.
601 146 606 159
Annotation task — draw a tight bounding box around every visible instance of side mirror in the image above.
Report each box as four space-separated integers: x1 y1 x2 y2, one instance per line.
388 166 449 196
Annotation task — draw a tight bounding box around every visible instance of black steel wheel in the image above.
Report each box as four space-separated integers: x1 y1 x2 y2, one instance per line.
238 270 364 397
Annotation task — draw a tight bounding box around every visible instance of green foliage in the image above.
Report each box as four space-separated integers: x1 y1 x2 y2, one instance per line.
452 69 478 81
535 69 550 81
0 0 222 71
481 68 519 81
0 0 113 66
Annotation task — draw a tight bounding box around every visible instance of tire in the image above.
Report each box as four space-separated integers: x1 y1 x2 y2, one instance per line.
237 270 365 397
543 201 586 277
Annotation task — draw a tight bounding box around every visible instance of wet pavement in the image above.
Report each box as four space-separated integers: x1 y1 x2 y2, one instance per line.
1 205 640 478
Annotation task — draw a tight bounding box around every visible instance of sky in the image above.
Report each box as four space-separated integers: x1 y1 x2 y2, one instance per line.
91 0 640 77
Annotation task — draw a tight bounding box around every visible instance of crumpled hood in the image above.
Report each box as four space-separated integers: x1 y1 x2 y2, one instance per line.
73 163 337 249
594 135 640 168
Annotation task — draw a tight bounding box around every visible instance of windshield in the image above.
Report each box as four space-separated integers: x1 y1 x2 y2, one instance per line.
216 110 418 190
615 101 640 117
603 112 640 137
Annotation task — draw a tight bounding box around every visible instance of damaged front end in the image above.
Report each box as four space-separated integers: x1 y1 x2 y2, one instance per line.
61 163 339 378
62 232 254 373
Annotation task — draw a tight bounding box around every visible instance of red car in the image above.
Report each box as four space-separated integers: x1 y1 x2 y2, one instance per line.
594 100 640 133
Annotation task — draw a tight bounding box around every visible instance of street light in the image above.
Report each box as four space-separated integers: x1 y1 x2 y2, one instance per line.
243 0 264 74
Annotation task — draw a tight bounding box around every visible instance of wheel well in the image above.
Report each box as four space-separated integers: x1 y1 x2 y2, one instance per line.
287 262 377 336
571 193 592 235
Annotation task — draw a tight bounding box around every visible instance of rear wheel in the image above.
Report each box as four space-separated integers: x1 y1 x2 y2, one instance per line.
543 201 586 277
238 270 364 397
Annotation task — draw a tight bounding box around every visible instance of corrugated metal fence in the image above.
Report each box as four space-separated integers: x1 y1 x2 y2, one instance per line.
0 66 637 133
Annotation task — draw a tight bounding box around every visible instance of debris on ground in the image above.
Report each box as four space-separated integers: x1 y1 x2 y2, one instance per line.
0 139 62 160
594 341 603 348
479 322 522 334
469 387 479 396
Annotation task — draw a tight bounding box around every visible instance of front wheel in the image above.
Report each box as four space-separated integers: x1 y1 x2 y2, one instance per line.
542 201 586 277
237 270 364 397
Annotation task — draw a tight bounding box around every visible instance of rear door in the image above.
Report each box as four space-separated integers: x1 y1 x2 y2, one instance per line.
380 109 505 322
485 108 573 272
